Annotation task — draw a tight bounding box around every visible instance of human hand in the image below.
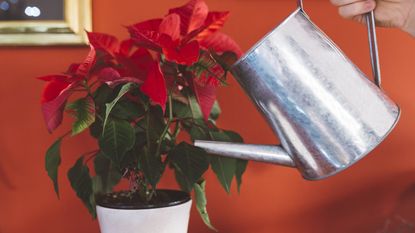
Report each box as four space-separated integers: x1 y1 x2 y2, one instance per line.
330 0 415 37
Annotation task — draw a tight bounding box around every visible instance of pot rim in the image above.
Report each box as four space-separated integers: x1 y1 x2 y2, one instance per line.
95 189 191 210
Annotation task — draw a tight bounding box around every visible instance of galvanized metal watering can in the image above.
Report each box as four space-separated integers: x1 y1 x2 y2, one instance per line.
195 1 401 180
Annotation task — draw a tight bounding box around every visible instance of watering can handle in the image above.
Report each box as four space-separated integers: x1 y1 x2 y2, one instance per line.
297 0 382 88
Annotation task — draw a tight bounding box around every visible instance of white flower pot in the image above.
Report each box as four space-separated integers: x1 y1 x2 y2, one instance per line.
96 190 192 233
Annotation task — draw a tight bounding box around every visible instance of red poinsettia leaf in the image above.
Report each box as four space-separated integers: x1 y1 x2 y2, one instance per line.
200 32 242 57
140 62 167 112
128 19 163 52
162 39 200 66
75 46 96 77
130 48 154 71
168 0 208 35
66 63 80 75
192 79 217 120
116 47 153 80
159 13 181 41
118 39 134 57
185 11 229 43
87 32 119 57
98 67 143 87
40 80 78 132
37 75 69 82
40 79 71 103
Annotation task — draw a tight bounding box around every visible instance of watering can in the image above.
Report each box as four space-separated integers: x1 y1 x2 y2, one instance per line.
195 0 400 180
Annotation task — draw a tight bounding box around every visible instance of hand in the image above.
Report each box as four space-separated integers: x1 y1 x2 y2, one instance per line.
330 0 415 37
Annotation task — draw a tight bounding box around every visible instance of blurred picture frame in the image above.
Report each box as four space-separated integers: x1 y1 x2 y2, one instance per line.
0 0 92 46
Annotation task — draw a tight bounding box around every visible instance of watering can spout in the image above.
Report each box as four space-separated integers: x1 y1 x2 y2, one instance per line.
194 140 296 167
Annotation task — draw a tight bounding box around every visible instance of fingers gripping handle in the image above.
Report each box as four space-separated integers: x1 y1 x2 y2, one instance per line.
297 0 381 88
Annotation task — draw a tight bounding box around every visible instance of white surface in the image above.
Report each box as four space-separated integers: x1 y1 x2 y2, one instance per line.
96 200 192 233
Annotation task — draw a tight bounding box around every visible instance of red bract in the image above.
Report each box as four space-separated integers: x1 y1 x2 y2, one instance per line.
169 0 208 35
140 62 167 112
127 0 242 120
38 75 77 133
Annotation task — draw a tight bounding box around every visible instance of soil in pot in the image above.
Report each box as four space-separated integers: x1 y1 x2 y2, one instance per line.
95 189 190 209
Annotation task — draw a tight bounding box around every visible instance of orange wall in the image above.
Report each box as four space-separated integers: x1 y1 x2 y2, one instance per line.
1 0 415 233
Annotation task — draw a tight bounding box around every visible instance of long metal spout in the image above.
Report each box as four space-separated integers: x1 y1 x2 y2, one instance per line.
194 141 296 167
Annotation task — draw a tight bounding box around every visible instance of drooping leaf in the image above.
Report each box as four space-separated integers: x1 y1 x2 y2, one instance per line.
235 159 248 193
209 131 238 193
138 146 163 189
66 96 96 136
168 0 209 35
67 157 96 217
99 119 135 164
222 130 247 193
200 32 243 57
87 32 119 57
210 155 236 193
94 152 122 193
140 62 167 111
169 142 209 192
40 78 77 133
45 137 63 198
194 180 217 231
102 82 135 132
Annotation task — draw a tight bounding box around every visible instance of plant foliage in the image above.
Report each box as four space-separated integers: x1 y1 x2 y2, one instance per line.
38 0 247 229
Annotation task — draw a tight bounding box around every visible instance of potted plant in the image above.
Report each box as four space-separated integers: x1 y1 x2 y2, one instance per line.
38 0 247 232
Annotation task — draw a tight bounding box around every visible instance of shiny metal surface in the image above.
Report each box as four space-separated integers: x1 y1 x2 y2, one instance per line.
195 7 400 180
366 11 382 87
195 141 295 167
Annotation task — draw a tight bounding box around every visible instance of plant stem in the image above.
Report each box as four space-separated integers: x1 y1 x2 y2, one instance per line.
155 93 173 157
145 105 151 152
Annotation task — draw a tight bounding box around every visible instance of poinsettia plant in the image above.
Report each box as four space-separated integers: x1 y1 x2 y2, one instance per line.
39 0 247 229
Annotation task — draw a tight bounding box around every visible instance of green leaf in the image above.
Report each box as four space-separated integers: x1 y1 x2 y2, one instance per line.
138 146 163 189
209 101 221 120
93 152 122 193
66 96 96 136
188 93 204 120
222 130 247 193
194 180 217 231
172 100 192 119
169 142 209 192
210 155 236 193
93 84 113 107
111 100 144 121
102 83 135 133
68 156 95 217
209 131 239 193
189 125 209 141
99 119 135 164
45 137 62 198
136 106 166 141
235 159 248 193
